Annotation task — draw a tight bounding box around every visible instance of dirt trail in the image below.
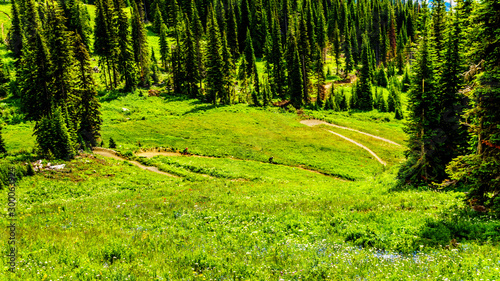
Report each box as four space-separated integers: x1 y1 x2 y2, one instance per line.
301 120 387 166
93 148 179 178
300 119 401 146
96 148 344 180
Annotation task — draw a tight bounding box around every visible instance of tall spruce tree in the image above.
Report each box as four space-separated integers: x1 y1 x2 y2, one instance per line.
159 22 169 70
205 6 225 105
74 33 102 147
355 35 374 111
398 22 443 186
183 17 200 98
115 0 137 91
131 0 151 87
8 0 23 59
446 0 500 211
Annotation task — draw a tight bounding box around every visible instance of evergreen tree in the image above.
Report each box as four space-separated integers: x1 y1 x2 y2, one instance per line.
437 8 467 171
377 66 389 88
337 87 348 111
221 31 235 105
343 22 354 77
183 17 200 98
205 6 225 105
8 0 23 59
226 1 239 57
398 22 442 186
19 27 53 120
446 0 500 211
152 2 163 33
45 0 75 109
131 0 151 87
74 33 102 147
109 137 116 148
151 48 159 84
288 32 304 109
269 17 287 99
431 0 447 63
159 22 169 70
115 0 137 91
356 35 374 111
35 107 76 160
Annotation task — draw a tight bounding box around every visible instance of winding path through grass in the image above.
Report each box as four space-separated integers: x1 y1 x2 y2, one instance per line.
300 119 402 146
92 147 179 177
300 119 394 166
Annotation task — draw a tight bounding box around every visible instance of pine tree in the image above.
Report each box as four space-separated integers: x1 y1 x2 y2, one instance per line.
19 14 53 121
221 31 235 105
183 17 200 98
288 32 304 109
244 28 257 78
131 0 151 87
115 0 137 91
269 17 287 99
398 22 442 187
8 0 23 59
109 137 117 148
205 6 225 105
74 33 102 147
159 22 169 70
226 1 239 57
152 2 163 33
94 0 120 89
436 8 468 171
431 0 447 64
45 0 75 109
356 35 373 111
344 22 354 78
337 86 348 111
446 0 500 211
35 107 76 160
151 48 159 84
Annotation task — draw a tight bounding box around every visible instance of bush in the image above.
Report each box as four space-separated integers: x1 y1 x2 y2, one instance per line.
109 137 117 149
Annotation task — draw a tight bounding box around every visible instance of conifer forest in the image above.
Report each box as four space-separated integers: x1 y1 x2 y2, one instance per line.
0 0 500 279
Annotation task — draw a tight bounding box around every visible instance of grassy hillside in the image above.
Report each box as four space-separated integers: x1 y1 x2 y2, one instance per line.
1 2 500 280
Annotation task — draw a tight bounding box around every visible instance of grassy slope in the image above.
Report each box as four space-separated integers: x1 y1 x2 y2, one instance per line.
1 3 500 279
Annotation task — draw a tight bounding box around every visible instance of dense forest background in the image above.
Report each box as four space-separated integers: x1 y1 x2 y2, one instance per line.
0 0 499 212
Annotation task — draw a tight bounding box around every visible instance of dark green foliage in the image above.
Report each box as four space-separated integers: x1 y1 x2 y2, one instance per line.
152 3 163 33
115 0 137 91
447 0 500 212
74 33 102 147
0 126 6 154
205 6 225 105
109 137 116 148
131 0 151 87
159 23 169 70
398 22 443 187
66 0 92 49
288 33 303 109
355 36 374 111
150 48 159 84
8 0 23 59
337 87 349 111
45 0 75 108
182 18 200 98
376 66 389 88
401 66 411 92
35 107 76 160
19 31 52 121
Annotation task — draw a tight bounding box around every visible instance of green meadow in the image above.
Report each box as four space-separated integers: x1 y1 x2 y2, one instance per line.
1 2 500 280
